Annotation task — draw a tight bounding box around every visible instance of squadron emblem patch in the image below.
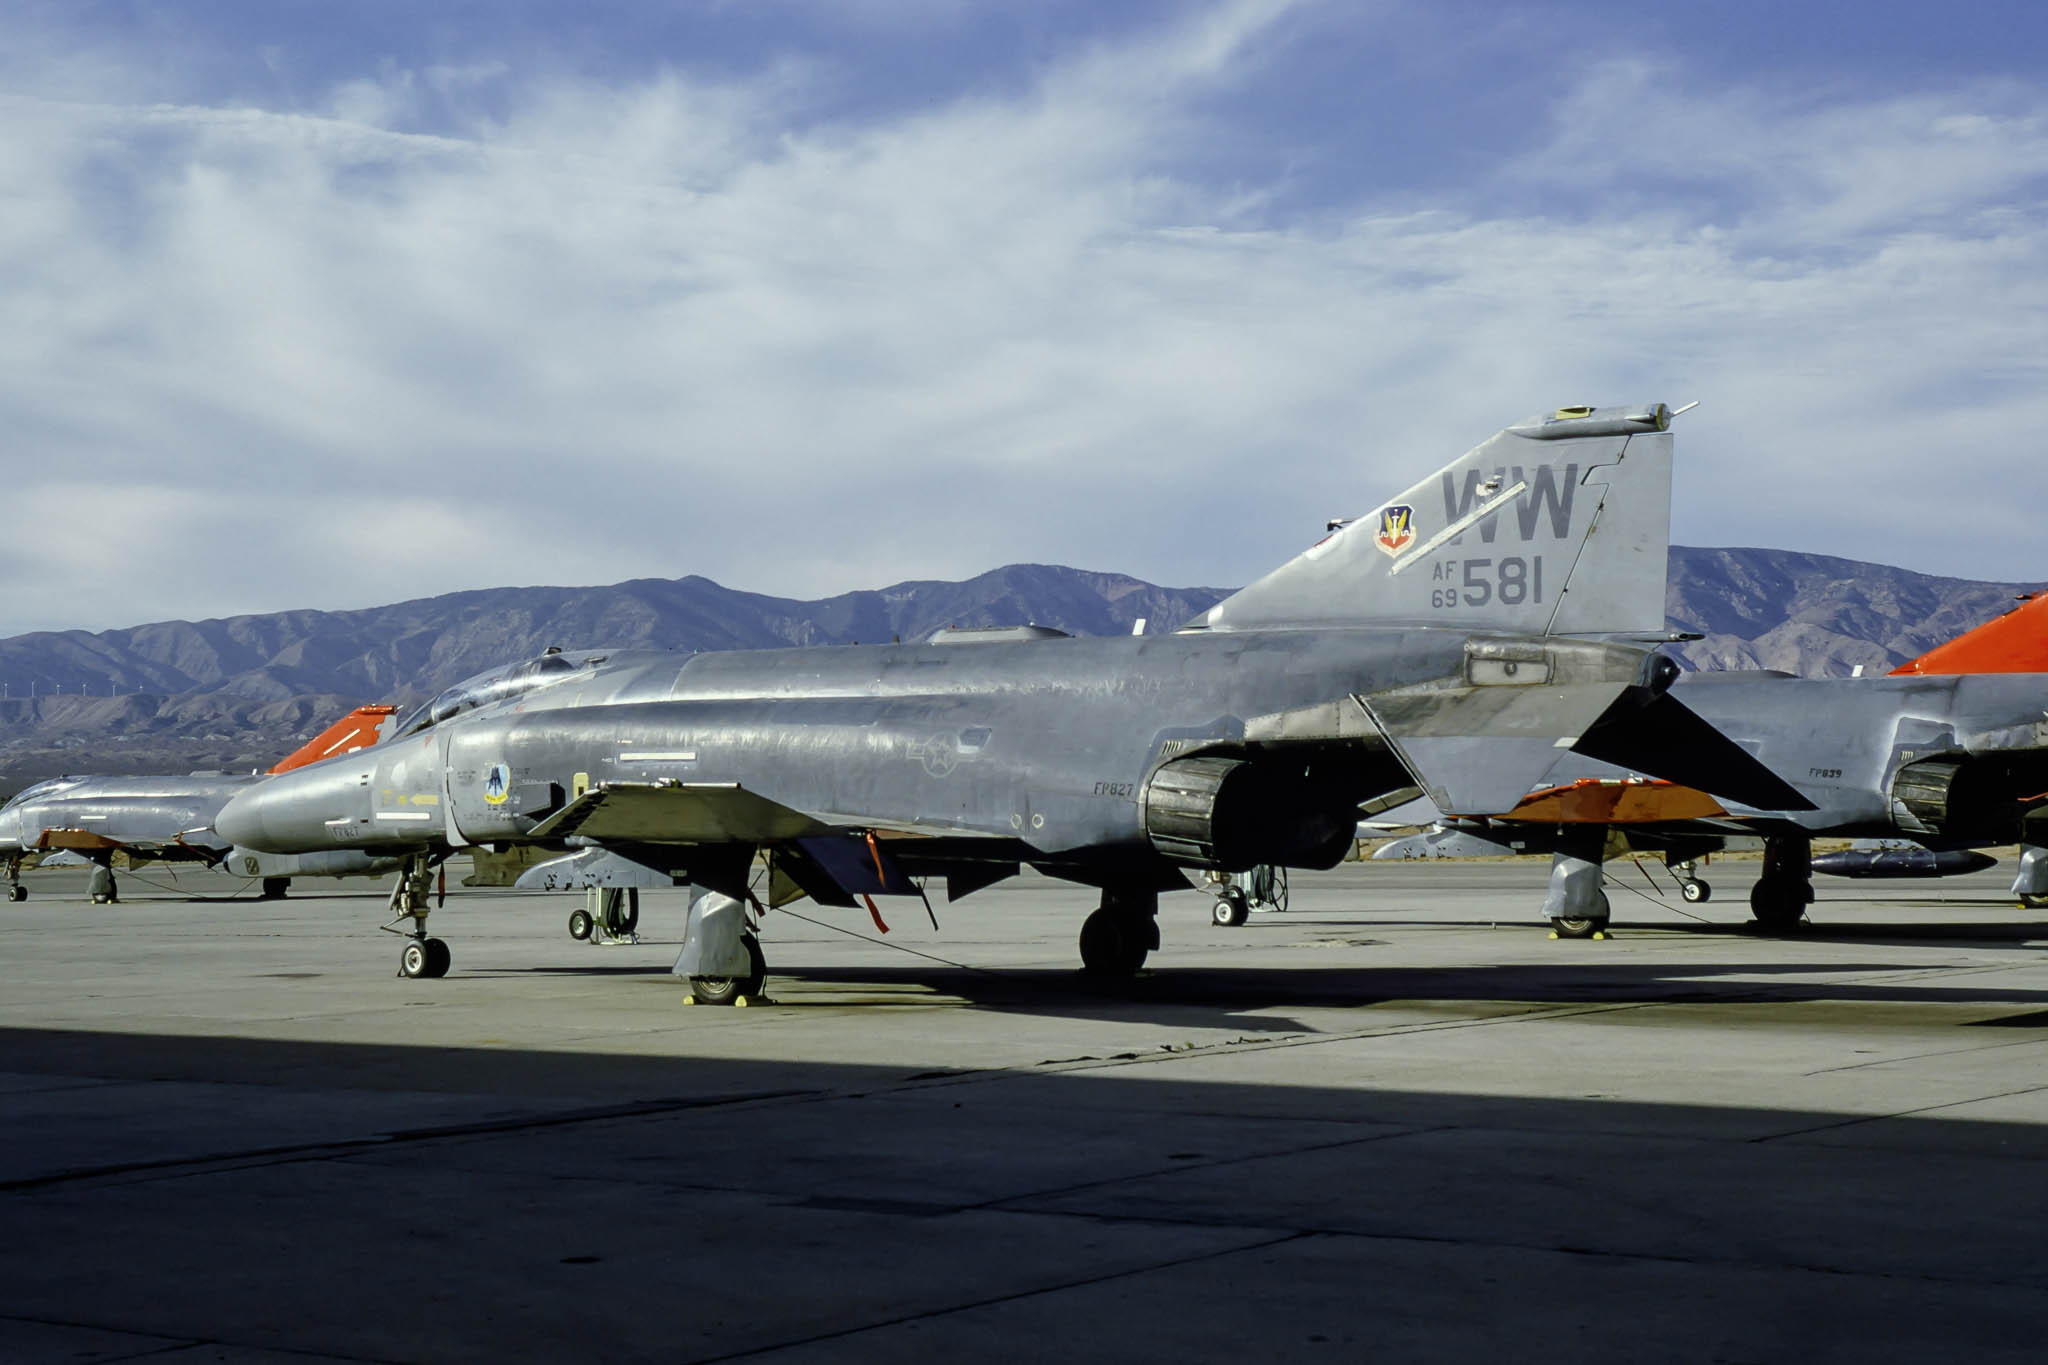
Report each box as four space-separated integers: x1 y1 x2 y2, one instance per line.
482 762 512 806
1374 504 1416 557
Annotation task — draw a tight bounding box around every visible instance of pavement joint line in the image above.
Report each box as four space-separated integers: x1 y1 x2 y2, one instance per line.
0 1312 410 1365
1751 1080 2048 1143
679 1229 1317 1364
1801 1031 2048 1075
970 1124 1457 1216
0 1089 818 1193
988 1206 2048 1293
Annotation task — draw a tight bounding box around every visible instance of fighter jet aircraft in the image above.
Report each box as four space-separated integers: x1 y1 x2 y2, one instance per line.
217 402 1803 998
1 705 402 904
1376 591 2048 928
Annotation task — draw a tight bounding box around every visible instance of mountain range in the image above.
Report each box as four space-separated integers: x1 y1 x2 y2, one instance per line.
0 550 2040 787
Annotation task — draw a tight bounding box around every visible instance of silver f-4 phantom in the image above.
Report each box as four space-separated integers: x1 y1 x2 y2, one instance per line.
217 402 1795 997
0 707 403 904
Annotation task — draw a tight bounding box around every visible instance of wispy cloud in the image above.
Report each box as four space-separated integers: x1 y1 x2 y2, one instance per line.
2 3 2045 636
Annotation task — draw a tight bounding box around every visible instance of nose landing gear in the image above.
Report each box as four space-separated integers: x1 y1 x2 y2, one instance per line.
384 854 451 978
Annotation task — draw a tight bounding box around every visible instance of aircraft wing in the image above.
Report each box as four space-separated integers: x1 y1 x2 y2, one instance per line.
524 781 1011 846
34 828 224 864
528 783 834 844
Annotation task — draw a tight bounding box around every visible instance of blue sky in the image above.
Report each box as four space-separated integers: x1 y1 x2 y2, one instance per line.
6 0 2048 633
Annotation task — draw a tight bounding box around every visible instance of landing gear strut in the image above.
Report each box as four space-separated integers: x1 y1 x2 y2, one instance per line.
673 889 764 1004
1543 834 1609 939
385 853 450 978
2014 845 2048 910
5 855 23 902
1080 889 1159 976
1674 857 1712 904
260 877 290 901
88 860 118 905
1749 833 1813 932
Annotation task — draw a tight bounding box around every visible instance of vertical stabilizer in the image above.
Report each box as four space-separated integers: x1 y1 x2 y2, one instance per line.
269 705 398 774
1189 404 1674 636
1889 593 2048 675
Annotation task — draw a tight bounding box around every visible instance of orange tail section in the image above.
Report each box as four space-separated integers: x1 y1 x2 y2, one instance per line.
1890 593 2048 676
269 705 398 774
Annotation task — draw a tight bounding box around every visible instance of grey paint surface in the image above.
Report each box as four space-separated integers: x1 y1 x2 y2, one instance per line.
2 859 2044 1361
215 405 1696 907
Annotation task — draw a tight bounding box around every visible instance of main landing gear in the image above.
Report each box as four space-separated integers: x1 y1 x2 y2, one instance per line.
385 854 450 978
1543 833 1609 940
673 889 765 1005
1080 889 1159 976
88 860 119 905
2014 845 2048 910
1749 833 1813 933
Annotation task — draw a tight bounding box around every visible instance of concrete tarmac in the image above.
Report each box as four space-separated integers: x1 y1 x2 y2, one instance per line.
2 856 2045 1363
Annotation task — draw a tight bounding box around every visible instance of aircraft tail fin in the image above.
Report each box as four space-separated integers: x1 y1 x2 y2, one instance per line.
1889 593 2048 676
269 705 398 775
1189 403 1674 636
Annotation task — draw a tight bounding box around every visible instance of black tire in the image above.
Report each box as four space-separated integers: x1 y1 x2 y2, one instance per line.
2021 893 2048 910
1680 878 1711 904
568 908 594 941
260 878 289 901
691 936 766 1006
1749 880 1807 932
7 886 25 903
401 941 430 978
423 938 452 978
1551 891 1610 939
1212 890 1250 927
1079 909 1149 976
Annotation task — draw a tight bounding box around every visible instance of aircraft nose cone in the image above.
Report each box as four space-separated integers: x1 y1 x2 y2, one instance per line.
217 763 367 853
214 784 276 851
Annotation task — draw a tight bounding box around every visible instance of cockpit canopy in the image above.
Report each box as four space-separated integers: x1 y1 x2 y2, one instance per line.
1 777 83 811
391 649 608 738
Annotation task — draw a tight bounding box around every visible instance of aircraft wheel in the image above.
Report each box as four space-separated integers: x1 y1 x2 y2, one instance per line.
7 886 25 903
1079 908 1150 976
568 908 594 941
1749 880 1807 932
1680 878 1711 904
260 878 289 901
691 937 766 1006
1550 892 1610 940
400 941 431 978
1212 890 1250 927
423 937 452 978
2021 893 2048 910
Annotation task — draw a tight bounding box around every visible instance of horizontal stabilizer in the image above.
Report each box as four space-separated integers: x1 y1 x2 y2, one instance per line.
527 782 830 844
1570 693 1816 813
1359 638 1663 817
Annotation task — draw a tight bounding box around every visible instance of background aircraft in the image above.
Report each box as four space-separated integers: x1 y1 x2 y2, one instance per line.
1375 592 2048 928
0 706 401 904
217 401 1808 997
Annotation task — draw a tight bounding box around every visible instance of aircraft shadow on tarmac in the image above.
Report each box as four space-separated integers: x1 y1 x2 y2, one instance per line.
6 1023 2047 1362
498 950 2048 1034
